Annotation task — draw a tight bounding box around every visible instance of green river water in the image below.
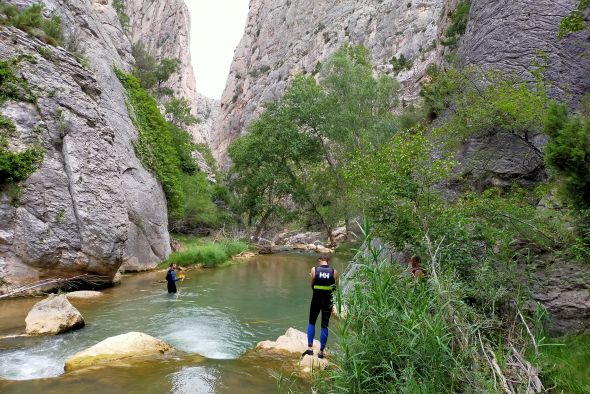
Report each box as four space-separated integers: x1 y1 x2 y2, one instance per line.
0 253 348 393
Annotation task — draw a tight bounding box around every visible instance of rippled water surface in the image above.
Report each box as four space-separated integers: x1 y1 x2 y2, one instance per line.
0 253 347 393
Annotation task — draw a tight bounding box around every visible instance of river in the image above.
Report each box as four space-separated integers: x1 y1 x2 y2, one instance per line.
0 253 348 393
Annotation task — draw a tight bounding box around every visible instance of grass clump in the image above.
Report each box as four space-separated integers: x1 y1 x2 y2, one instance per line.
163 239 249 268
0 2 63 46
536 334 590 393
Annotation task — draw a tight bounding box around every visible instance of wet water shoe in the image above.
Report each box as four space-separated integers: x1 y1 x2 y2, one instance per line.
301 349 313 357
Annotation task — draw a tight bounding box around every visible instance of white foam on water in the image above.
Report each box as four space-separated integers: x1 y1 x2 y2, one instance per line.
170 366 217 394
0 338 68 380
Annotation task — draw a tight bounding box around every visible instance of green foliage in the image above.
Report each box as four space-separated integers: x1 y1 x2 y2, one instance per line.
433 65 551 144
328 258 461 392
0 2 63 46
558 0 590 38
0 133 43 189
163 239 249 268
441 0 470 47
544 103 590 210
165 97 199 127
112 0 129 31
536 333 590 393
544 103 590 260
420 64 464 118
229 45 399 240
389 53 413 74
116 69 222 229
0 59 36 104
131 42 181 92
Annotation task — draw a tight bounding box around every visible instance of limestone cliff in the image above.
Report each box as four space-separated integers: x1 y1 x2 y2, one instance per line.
212 0 590 169
212 0 457 166
0 0 198 292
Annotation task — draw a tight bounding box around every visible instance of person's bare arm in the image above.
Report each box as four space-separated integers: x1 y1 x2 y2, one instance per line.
310 267 315 289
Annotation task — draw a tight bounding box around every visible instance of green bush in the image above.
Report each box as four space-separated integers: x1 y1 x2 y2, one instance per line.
112 0 129 31
0 59 36 104
441 0 471 47
0 134 43 189
163 240 249 268
116 69 222 228
0 3 63 46
558 0 590 38
536 333 590 393
131 42 181 92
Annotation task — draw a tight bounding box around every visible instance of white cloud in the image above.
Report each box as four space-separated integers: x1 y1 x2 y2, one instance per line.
186 1 250 99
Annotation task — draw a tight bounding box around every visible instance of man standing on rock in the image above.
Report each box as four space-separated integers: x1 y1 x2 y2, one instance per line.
303 255 338 359
165 263 182 294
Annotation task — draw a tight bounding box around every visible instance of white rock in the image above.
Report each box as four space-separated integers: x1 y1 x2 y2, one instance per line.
25 294 85 335
65 291 103 299
64 332 173 371
256 327 320 354
299 354 330 374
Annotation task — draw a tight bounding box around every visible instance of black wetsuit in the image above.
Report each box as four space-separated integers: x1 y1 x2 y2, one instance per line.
166 269 180 293
307 264 335 350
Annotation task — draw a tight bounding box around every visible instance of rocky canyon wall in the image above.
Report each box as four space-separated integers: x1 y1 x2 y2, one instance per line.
0 0 196 292
212 0 590 169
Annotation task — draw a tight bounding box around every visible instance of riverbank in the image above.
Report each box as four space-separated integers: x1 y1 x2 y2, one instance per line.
161 234 251 269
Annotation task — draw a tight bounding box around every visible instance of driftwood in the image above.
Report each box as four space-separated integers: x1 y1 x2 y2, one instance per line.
0 274 111 299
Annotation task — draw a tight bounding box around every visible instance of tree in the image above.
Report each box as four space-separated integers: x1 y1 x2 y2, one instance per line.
229 45 400 242
165 97 199 127
131 42 181 92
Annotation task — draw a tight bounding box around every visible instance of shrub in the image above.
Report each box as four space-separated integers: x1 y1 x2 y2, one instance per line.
163 240 249 268
131 42 181 91
112 0 129 30
441 0 470 47
0 3 63 46
558 0 590 38
0 59 36 104
0 134 44 189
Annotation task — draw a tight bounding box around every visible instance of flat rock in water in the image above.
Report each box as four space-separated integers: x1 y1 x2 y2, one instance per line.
256 327 320 354
64 332 173 371
66 291 103 299
25 294 85 335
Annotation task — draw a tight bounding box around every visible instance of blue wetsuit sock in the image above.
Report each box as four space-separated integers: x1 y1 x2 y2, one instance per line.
307 323 315 347
320 327 329 350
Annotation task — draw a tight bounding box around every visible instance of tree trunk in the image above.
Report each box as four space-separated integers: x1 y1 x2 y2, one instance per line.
252 208 273 243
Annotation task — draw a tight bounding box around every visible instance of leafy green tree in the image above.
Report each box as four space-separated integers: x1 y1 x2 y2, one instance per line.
165 97 199 127
131 43 181 92
229 45 399 242
558 0 590 38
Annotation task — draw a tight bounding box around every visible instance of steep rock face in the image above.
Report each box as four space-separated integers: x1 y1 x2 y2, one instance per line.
0 0 172 292
459 0 590 106
125 0 197 104
212 0 457 166
453 0 590 189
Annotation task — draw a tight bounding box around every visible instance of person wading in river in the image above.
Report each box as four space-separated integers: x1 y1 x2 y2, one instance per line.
302 255 339 359
165 263 182 294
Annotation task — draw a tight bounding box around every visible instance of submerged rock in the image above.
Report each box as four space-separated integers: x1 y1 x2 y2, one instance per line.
65 291 103 299
25 294 85 335
64 332 173 371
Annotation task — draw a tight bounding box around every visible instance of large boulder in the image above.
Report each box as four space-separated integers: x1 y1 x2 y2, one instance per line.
25 294 85 335
256 327 320 355
64 332 173 371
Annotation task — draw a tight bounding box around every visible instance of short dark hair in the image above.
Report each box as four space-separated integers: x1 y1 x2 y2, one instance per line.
318 255 331 262
169 263 174 268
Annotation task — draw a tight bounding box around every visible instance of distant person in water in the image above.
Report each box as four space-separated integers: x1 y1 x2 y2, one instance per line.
166 263 181 293
409 255 426 279
303 255 339 359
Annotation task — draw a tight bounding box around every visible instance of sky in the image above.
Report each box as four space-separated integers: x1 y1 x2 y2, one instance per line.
187 1 250 99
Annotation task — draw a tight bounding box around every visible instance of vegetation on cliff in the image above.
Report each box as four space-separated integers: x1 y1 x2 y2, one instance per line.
0 59 43 190
116 69 220 230
0 2 63 46
229 44 589 392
